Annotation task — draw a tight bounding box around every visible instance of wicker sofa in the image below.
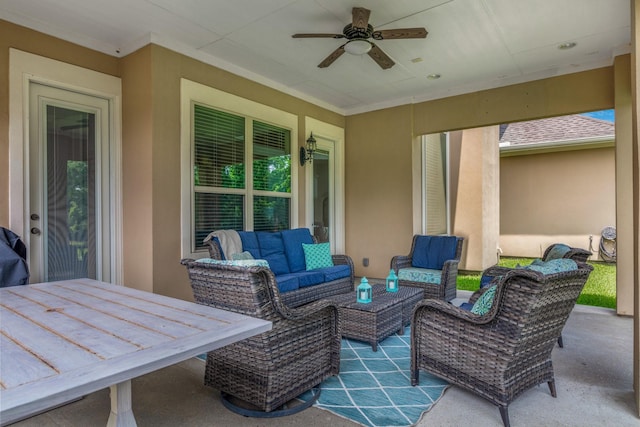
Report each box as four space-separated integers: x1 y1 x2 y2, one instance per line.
207 228 354 308
411 261 593 427
181 259 341 415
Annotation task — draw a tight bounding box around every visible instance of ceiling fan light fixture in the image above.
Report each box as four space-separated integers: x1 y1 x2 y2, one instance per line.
344 39 372 55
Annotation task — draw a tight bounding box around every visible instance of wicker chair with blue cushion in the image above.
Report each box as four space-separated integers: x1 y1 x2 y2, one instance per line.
390 235 464 302
467 243 591 347
181 258 341 416
411 261 593 427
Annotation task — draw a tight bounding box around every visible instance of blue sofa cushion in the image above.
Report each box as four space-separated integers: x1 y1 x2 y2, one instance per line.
293 271 325 288
480 272 500 288
274 274 300 293
319 264 351 282
256 231 290 275
411 236 459 270
459 302 474 311
281 228 314 273
238 231 261 259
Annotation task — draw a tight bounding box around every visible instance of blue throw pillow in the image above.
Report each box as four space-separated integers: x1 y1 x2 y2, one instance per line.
470 284 497 315
302 242 334 270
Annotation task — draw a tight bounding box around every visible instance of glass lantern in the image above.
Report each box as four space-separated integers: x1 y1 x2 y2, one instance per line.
356 277 372 303
386 269 398 292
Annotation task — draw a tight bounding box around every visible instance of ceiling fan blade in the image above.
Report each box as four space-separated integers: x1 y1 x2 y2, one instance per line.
352 7 371 29
373 28 428 40
318 45 346 68
292 33 345 39
368 44 395 69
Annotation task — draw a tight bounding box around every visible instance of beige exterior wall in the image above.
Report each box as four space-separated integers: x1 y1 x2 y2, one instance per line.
346 105 414 279
500 146 616 259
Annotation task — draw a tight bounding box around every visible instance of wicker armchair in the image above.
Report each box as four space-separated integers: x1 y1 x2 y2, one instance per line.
181 259 341 416
471 243 592 347
390 235 464 301
411 262 593 427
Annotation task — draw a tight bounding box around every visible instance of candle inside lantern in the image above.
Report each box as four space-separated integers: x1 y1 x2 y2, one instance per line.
356 277 372 303
386 269 399 292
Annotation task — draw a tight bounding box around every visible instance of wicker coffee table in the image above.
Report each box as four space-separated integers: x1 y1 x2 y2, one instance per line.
326 284 423 351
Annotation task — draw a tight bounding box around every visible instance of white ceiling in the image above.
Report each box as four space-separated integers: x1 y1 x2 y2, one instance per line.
0 0 631 115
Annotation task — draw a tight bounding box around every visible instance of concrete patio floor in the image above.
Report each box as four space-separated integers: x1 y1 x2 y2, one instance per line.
9 302 637 427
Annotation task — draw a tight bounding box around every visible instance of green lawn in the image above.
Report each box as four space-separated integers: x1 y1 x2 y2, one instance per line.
457 257 616 309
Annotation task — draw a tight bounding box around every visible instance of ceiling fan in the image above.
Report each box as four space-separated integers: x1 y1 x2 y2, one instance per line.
292 7 427 70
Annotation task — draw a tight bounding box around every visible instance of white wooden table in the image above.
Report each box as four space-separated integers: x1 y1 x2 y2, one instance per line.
0 279 272 426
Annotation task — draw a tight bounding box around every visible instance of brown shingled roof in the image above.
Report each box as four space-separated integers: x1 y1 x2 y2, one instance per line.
499 114 614 146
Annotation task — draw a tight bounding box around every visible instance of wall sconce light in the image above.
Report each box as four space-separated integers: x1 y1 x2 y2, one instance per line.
300 132 317 166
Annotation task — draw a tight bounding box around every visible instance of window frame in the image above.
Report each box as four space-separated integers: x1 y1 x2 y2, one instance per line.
180 79 298 258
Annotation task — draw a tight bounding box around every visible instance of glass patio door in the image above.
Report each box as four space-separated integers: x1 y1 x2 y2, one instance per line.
29 83 111 282
312 149 330 243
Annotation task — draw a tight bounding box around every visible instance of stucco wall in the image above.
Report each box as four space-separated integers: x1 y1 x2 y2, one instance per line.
500 146 616 258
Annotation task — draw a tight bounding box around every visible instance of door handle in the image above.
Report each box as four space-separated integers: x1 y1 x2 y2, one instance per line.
31 227 41 235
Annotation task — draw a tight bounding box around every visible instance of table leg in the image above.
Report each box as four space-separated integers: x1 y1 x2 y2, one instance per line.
107 380 137 427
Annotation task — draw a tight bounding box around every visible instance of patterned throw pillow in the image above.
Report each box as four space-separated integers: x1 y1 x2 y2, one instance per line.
231 251 254 261
524 258 577 275
302 242 334 270
470 284 497 315
195 258 269 268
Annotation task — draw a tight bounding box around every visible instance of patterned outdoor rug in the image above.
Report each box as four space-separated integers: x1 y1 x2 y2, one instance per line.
299 327 449 427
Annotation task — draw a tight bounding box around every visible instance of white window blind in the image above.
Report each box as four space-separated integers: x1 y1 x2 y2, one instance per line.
192 103 292 249
424 133 448 235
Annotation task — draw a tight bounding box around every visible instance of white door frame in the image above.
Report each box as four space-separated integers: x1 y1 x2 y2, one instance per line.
9 49 123 284
304 117 345 254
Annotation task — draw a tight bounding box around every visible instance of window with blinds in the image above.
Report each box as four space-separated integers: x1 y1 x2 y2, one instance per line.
423 133 449 235
192 103 291 249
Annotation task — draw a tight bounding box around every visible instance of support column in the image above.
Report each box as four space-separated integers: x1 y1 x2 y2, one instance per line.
630 0 640 416
453 126 500 271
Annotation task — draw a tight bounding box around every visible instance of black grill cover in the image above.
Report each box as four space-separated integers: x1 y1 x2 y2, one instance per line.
0 227 29 287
